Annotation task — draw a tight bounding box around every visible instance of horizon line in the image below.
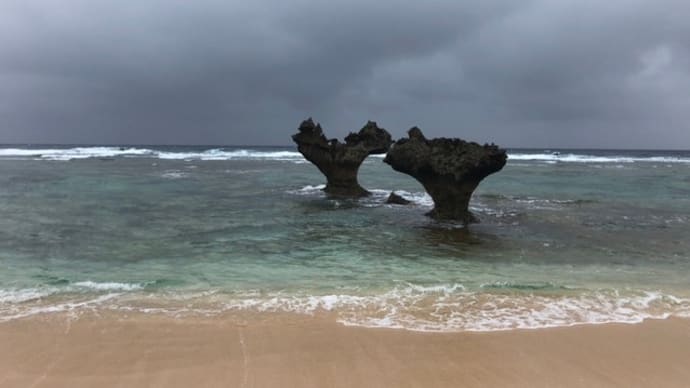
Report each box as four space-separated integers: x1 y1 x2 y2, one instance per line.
0 143 689 152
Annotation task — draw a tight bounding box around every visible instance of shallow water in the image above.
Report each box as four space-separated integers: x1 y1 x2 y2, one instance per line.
1 146 689 331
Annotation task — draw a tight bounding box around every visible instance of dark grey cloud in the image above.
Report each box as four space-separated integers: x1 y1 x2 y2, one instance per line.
1 0 689 148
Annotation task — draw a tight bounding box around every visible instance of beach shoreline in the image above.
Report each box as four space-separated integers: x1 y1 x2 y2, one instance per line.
1 312 689 388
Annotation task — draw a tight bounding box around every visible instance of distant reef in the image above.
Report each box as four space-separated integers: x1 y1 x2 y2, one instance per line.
384 127 507 224
292 118 393 197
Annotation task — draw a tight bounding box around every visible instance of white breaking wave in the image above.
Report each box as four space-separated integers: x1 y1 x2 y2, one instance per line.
0 288 56 303
287 184 327 195
156 149 303 161
0 147 304 161
508 153 690 164
217 287 690 332
0 293 122 322
391 190 434 207
0 147 155 160
2 147 687 164
0 282 144 302
73 281 144 291
1 283 689 331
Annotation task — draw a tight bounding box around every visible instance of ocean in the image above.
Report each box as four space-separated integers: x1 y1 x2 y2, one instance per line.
1 145 689 331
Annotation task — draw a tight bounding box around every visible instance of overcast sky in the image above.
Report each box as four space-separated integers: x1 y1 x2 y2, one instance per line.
1 0 689 148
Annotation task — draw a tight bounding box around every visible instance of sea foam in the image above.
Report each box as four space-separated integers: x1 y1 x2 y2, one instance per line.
3 147 688 164
0 288 55 303
156 149 303 161
508 153 690 164
73 281 144 291
0 147 155 160
2 284 689 331
0 293 122 322
219 287 690 332
0 147 304 161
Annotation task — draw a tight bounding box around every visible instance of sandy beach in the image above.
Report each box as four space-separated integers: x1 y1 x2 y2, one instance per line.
1 313 689 388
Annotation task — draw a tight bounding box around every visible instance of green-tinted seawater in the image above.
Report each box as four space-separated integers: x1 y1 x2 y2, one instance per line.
1 147 689 330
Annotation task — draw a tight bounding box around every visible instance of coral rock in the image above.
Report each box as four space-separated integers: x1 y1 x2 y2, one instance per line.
383 128 506 223
292 118 393 197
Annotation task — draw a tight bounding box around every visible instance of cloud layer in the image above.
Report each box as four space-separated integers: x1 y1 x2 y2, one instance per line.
1 0 689 148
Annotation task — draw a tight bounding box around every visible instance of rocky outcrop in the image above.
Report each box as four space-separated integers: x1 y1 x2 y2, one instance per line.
292 118 393 197
386 192 411 205
383 127 506 223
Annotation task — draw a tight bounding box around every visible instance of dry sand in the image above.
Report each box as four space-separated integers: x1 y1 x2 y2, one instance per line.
1 312 689 388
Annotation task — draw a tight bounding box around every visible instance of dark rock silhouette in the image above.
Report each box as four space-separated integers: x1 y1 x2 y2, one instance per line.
383 127 506 223
292 118 393 197
386 191 411 205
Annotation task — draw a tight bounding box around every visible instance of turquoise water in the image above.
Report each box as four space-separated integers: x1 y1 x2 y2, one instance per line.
1 146 689 331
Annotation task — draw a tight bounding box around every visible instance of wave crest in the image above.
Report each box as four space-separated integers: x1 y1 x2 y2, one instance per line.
0 147 304 161
3 283 689 332
508 153 690 164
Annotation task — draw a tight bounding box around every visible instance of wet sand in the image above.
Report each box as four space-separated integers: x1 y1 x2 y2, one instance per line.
1 313 689 388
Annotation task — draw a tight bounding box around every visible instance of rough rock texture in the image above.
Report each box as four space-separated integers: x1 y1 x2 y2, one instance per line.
386 192 411 205
384 127 507 223
292 118 393 197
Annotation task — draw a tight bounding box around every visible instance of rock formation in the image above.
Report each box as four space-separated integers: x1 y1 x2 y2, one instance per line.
292 118 393 197
386 191 411 205
383 127 506 223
